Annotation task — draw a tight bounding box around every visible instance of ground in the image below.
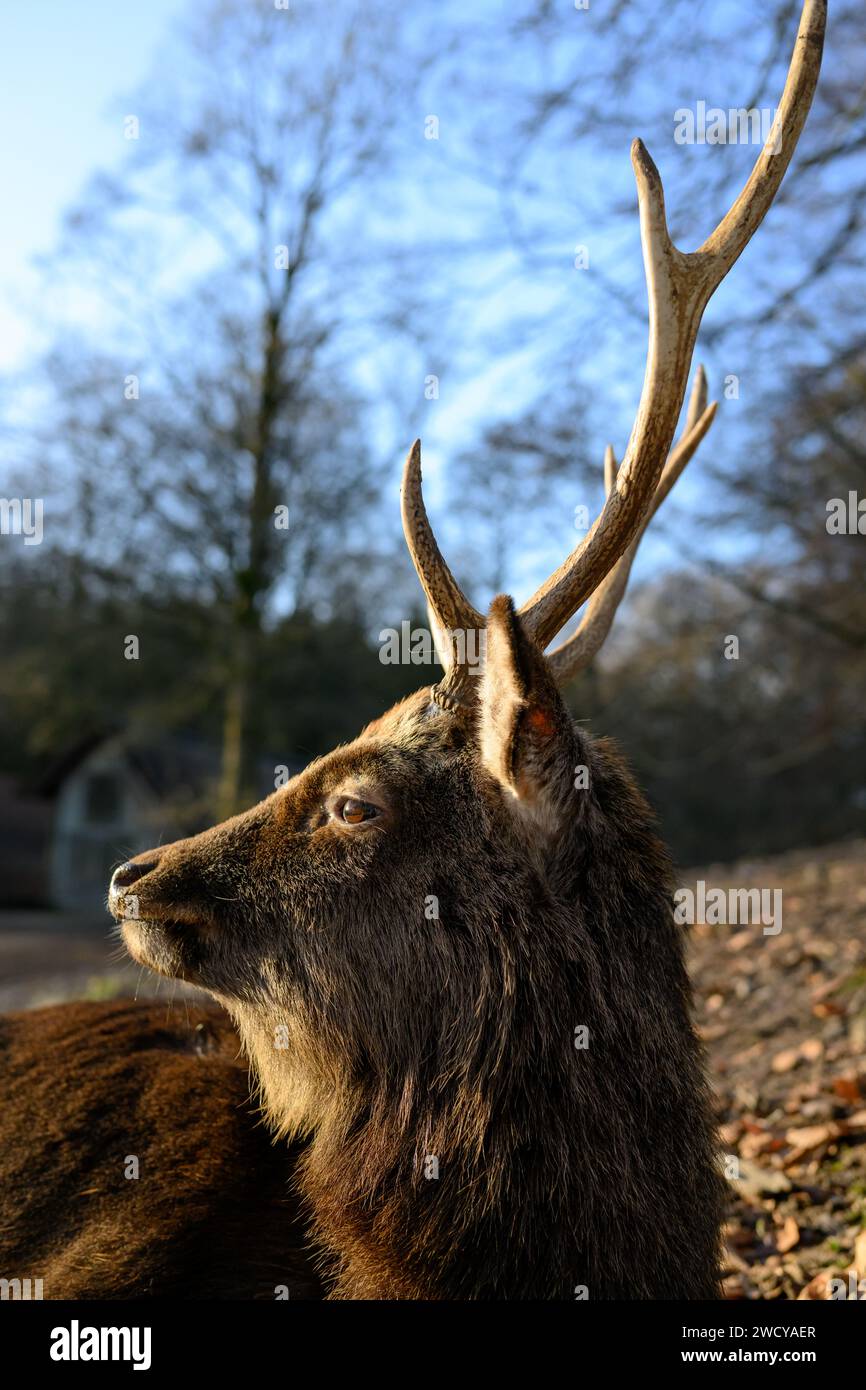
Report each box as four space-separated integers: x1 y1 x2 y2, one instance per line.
1 836 864 1300
0 909 197 1013
689 838 866 1300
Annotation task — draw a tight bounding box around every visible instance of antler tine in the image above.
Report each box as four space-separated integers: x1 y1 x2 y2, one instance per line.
518 0 826 653
400 440 484 710
685 362 708 434
602 443 618 498
654 364 716 514
549 369 717 683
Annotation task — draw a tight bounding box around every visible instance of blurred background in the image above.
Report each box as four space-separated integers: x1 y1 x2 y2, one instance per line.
0 0 863 933
0 0 861 911
0 0 865 1301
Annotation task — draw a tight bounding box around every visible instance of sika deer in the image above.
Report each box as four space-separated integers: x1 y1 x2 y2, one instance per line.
0 0 825 1301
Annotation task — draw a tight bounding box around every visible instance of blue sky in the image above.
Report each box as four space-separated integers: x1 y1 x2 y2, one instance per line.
0 0 843 614
0 0 185 368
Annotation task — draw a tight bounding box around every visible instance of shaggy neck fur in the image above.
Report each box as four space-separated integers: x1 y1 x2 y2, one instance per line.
236 731 723 1301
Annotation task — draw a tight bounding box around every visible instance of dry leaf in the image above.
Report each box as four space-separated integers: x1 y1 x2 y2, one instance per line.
784 1121 847 1165
699 1023 729 1043
812 1000 846 1019
772 1048 801 1075
741 1131 779 1160
727 930 753 953
719 1121 743 1147
797 1269 835 1300
723 1272 750 1300
832 1076 862 1104
785 1121 846 1147
734 1157 792 1201
776 1216 800 1253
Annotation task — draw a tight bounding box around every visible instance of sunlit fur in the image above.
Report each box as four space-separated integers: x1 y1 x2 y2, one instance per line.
101 602 724 1300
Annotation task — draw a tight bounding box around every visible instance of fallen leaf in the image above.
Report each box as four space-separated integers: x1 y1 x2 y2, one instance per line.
775 1216 800 1253
699 1023 729 1043
772 1048 801 1074
812 1000 846 1019
832 1076 862 1104
811 974 848 1004
741 1131 779 1160
719 1121 743 1147
797 1269 835 1300
728 930 753 953
785 1121 846 1147
784 1121 847 1165
723 1272 750 1300
802 938 836 961
733 1157 792 1201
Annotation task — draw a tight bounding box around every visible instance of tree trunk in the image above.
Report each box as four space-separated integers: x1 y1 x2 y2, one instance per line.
217 307 283 818
216 626 254 820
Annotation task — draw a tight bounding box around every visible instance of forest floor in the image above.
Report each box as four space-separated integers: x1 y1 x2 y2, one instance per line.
1 837 864 1300
688 837 866 1300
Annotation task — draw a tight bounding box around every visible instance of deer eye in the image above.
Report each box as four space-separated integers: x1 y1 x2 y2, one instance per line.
333 797 380 826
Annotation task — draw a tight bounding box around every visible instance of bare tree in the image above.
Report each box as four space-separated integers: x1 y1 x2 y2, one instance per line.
438 0 863 365
30 0 414 814
425 0 864 635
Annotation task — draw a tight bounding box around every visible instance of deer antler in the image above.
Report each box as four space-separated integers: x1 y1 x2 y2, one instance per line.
401 0 826 711
548 365 715 683
401 439 484 709
518 0 825 649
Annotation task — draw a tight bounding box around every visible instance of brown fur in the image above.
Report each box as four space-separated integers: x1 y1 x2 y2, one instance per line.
0 600 725 1298
0 999 321 1298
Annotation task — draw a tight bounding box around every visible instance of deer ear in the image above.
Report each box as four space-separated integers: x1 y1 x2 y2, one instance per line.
478 595 576 824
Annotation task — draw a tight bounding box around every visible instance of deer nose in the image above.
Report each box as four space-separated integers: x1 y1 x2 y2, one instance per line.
111 859 159 893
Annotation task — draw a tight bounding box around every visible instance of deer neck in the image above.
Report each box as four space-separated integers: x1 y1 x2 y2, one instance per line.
296 1082 572 1300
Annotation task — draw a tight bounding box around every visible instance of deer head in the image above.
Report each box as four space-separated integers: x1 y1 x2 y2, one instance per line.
108 1 825 1300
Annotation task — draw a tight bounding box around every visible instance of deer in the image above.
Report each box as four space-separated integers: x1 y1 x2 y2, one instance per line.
0 0 825 1301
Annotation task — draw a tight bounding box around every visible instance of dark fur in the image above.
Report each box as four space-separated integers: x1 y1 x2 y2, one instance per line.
0 604 724 1299
0 1000 320 1299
